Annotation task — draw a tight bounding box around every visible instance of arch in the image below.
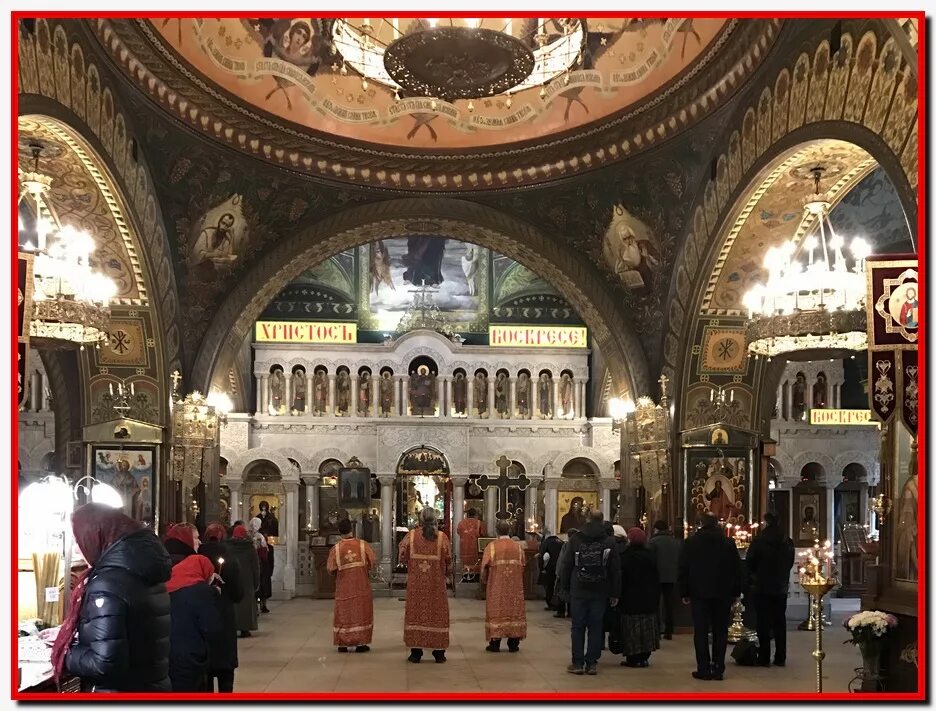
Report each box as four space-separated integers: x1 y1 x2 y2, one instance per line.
840 462 868 484
475 450 533 478
308 447 360 473
550 448 614 478
228 448 298 482
666 24 918 433
193 198 648 402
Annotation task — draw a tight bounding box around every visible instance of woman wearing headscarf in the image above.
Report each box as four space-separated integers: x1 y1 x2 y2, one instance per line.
164 522 200 565
167 553 222 691
227 524 261 637
249 517 274 613
617 527 661 668
51 503 172 692
199 523 244 692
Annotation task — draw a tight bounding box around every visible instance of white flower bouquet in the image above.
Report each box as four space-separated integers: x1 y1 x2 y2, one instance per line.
843 610 898 647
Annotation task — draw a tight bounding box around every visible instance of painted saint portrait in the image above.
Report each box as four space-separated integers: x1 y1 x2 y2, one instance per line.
601 204 660 291
188 194 248 279
93 447 155 525
557 491 597 534
888 281 919 330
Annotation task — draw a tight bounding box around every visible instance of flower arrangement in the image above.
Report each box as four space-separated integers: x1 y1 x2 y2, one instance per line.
843 610 898 647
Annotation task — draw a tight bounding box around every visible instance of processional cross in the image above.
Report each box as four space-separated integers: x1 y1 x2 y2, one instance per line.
476 455 532 520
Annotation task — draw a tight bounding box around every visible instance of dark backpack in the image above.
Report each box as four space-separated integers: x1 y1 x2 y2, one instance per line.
574 540 610 585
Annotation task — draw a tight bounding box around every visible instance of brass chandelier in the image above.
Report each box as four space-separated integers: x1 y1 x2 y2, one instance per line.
743 167 871 359
18 145 116 350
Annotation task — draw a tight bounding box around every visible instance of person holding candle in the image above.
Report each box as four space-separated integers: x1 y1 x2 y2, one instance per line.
199 523 245 692
745 512 795 667
227 524 261 638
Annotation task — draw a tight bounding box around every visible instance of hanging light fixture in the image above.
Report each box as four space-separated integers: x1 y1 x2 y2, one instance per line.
743 167 870 359
18 144 115 350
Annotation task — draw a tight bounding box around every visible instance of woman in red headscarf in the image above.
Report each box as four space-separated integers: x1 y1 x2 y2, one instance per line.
166 550 222 692
163 522 201 565
51 503 172 692
616 527 661 668
198 523 244 692
226 523 261 638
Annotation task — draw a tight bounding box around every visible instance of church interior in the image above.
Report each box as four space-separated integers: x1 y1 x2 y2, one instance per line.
15 15 922 697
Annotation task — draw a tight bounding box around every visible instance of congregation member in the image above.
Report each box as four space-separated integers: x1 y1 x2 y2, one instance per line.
745 512 795 667
327 518 377 653
678 514 742 681
558 511 620 675
52 504 172 692
199 523 245 692
648 520 681 640
456 508 486 581
538 531 563 612
228 523 261 638
164 522 200 565
480 520 527 653
617 527 661 667
399 507 452 663
166 552 222 691
552 530 577 619
249 517 273 613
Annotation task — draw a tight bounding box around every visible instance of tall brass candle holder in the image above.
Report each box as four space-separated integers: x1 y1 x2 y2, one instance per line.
728 528 756 643
798 540 838 693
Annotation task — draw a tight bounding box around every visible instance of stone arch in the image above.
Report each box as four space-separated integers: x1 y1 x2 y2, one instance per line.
793 452 836 485
192 198 648 404
551 448 615 478
308 447 360 473
229 448 297 482
666 24 918 433
474 450 533 479
834 451 877 481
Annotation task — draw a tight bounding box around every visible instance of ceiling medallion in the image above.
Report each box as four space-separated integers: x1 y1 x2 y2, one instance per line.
384 27 534 101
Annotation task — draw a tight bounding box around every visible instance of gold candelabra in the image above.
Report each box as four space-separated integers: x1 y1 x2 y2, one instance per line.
797 540 838 692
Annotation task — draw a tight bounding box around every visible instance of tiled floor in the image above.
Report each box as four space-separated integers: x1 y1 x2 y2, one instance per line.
234 596 863 694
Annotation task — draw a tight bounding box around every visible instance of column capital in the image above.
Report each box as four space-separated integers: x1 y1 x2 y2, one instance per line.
300 475 320 486
544 478 562 491
450 475 469 486
599 478 618 489
377 474 396 486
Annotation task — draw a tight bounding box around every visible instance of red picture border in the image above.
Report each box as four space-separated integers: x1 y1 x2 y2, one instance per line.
10 9 926 702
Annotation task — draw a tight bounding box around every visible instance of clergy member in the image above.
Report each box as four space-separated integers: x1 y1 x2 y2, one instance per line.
456 508 486 582
399 507 452 663
480 520 527 653
326 518 376 653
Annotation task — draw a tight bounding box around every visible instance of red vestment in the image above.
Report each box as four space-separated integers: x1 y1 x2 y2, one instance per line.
480 538 527 641
456 517 486 572
326 537 376 646
399 529 451 649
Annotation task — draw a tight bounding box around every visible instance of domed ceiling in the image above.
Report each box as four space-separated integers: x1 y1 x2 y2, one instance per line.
151 17 727 149
92 17 781 189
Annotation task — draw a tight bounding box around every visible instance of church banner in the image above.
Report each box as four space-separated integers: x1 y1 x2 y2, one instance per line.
255 320 357 344
489 325 587 348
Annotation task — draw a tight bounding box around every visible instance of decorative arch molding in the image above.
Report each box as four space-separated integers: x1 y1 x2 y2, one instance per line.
534 450 564 478
773 451 795 484
832 451 878 482
308 447 360 474
666 24 918 433
228 448 299 482
469 450 533 478
791 452 837 485
551 448 615 478
194 198 648 403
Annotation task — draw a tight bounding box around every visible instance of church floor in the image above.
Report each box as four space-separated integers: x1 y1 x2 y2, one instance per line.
233 597 863 694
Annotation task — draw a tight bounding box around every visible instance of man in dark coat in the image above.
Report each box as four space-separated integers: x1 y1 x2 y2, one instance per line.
558 511 621 675
647 520 681 639
538 533 564 611
678 514 741 681
745 512 795 666
227 524 261 637
200 524 245 692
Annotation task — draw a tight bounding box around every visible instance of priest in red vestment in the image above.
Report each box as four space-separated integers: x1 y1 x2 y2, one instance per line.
326 519 377 653
400 507 452 663
456 508 486 581
480 520 528 652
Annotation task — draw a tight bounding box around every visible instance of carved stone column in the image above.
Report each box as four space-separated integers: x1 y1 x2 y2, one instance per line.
284 373 293 414
599 478 616 520
402 376 410 416
437 377 445 416
350 374 359 417
283 481 299 598
552 379 560 420
783 380 792 420
305 371 313 416
227 480 242 525
484 485 498 525
258 375 268 414
545 479 560 535
393 376 402 417
451 475 467 572
467 377 474 417
372 375 380 417
445 377 453 417
531 378 538 419
328 373 337 415
302 476 320 531
487 377 496 420
378 475 395 574
509 377 517 419
577 381 586 418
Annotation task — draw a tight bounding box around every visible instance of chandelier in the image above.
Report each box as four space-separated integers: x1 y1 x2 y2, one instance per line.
18 144 116 349
743 167 871 359
330 18 585 106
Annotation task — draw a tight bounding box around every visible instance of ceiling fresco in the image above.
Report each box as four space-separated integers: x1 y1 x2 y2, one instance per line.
150 17 728 150
831 167 914 254
17 116 147 305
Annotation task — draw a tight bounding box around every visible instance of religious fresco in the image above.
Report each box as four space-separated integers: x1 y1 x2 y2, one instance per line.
601 204 661 291
150 18 728 149
187 194 250 280
832 167 914 254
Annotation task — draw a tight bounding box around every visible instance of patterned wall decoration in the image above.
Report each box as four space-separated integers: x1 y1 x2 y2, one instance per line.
699 326 748 375
662 25 918 432
17 19 183 427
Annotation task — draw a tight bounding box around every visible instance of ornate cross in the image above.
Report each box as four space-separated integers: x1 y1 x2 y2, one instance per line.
476 455 532 520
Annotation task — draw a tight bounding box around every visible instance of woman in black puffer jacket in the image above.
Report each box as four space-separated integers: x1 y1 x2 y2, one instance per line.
52 504 172 692
198 523 244 692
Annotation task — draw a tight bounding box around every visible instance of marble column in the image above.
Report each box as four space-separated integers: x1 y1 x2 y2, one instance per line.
393 376 402 417
552 379 560 420
467 378 474 417
327 374 337 415
372 375 380 417
284 482 299 597
545 480 559 536
259 375 268 414
445 377 453 417
484 486 498 525
531 379 538 419
307 476 320 531
284 373 293 414
378 475 395 574
350 375 359 417
228 482 241 527
806 376 814 412
599 478 616 520
451 476 467 572
300 476 317 531
305 371 313 416
487 375 494 419
437 377 445 417
523 485 535 530
776 383 783 421
509 378 517 419
783 380 792 420
825 485 836 544
578 381 586 418
402 376 410 416
858 484 869 527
